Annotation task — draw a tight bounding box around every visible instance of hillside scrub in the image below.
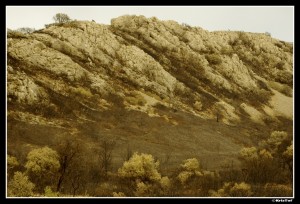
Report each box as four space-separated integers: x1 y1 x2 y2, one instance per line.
7 15 293 197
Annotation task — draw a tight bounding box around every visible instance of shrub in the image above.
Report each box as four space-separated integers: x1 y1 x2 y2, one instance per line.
7 155 19 170
181 158 200 172
7 155 20 180
239 147 277 184
72 87 93 98
268 81 292 97
118 152 161 182
275 71 293 86
239 147 258 161
263 183 292 197
267 131 288 153
134 181 152 196
177 158 202 185
178 171 194 184
205 54 222 65
210 182 252 197
25 146 60 191
44 186 59 197
193 101 203 111
283 144 293 159
25 146 60 176
229 182 253 197
126 92 146 106
112 191 126 197
238 32 254 48
160 176 171 190
7 30 28 39
8 171 35 197
221 46 235 56
95 182 116 197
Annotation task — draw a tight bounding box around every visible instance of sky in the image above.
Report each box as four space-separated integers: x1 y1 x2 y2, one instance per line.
6 6 294 42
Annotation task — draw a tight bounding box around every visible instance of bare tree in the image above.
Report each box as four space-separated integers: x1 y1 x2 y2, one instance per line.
56 138 80 192
99 140 116 177
122 144 133 162
71 172 81 196
53 13 71 23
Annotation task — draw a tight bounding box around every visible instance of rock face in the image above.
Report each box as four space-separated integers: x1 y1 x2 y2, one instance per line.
7 15 293 169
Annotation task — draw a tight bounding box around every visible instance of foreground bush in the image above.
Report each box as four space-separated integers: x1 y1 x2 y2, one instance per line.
210 182 253 197
263 183 292 197
118 152 161 182
8 171 35 197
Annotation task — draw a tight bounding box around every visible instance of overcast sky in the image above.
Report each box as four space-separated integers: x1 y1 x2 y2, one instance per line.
6 6 294 42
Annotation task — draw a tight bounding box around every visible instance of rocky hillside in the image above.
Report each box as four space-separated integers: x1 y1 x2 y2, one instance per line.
7 15 293 170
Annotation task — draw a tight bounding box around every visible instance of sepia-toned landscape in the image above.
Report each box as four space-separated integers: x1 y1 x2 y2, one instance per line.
7 13 293 197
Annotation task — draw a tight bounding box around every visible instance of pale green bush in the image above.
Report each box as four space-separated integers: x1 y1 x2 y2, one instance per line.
7 155 19 178
160 176 171 190
177 158 202 185
229 182 253 197
283 144 293 159
72 87 93 98
8 171 35 197
178 171 193 184
210 182 252 197
95 182 117 196
239 147 258 161
112 191 126 197
263 183 292 197
7 155 19 169
181 158 200 171
134 181 152 196
44 186 59 197
25 146 60 191
25 146 60 176
118 152 161 182
268 131 288 147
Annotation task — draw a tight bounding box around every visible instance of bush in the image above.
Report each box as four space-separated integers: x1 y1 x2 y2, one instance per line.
267 131 289 155
177 171 194 184
239 147 277 184
126 92 146 106
7 155 20 180
72 87 93 98
181 158 200 172
95 182 117 197
25 146 60 191
210 182 252 197
60 20 84 30
229 182 253 197
160 176 171 190
44 186 59 197
205 54 222 65
7 30 28 39
238 32 254 48
25 147 60 176
112 191 126 197
8 171 35 197
177 158 202 185
134 181 153 196
263 183 292 197
275 71 293 86
268 81 292 97
118 152 161 182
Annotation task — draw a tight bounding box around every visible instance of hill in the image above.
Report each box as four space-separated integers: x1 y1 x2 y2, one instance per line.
7 15 293 196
